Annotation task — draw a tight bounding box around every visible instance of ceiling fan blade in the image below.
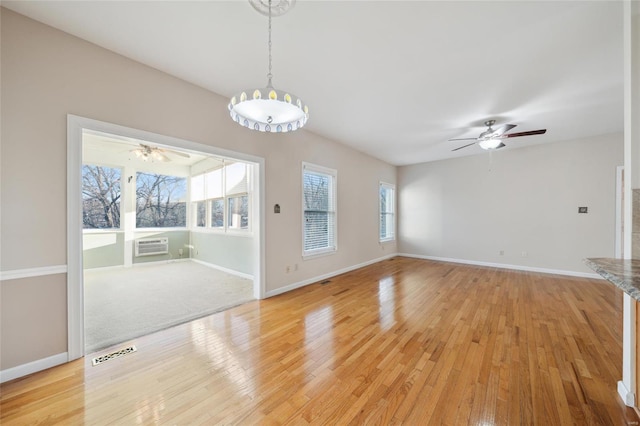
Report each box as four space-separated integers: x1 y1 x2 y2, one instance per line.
495 142 506 149
452 142 477 152
448 137 478 142
491 124 516 137
156 152 171 162
502 129 547 138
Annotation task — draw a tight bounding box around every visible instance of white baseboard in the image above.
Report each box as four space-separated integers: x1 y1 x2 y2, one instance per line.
83 264 129 273
618 380 636 407
0 265 68 281
265 253 397 298
397 253 603 280
191 258 253 280
132 258 191 267
0 352 68 383
85 258 191 273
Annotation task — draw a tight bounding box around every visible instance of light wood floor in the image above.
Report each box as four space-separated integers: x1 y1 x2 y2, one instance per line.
2 257 639 425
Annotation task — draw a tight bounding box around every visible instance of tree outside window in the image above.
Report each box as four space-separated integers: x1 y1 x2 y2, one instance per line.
82 165 121 229
136 172 187 228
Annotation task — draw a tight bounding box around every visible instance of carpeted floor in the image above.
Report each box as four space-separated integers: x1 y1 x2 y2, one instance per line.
84 261 254 353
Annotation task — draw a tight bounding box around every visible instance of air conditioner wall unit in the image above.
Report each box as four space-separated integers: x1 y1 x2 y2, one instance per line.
135 237 169 257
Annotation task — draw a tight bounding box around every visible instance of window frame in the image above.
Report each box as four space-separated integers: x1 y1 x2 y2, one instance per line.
379 181 396 243
302 162 338 259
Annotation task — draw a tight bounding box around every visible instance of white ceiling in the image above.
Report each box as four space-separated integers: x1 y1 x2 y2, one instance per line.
82 130 210 169
3 0 625 166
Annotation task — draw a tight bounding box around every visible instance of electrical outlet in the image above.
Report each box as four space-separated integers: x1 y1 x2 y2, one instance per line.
178 248 184 256
286 266 291 273
521 251 528 257
499 250 504 256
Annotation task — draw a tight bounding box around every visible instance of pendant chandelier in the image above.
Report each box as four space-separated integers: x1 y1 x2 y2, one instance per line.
228 0 309 133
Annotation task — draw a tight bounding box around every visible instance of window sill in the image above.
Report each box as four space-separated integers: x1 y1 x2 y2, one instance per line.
379 238 396 244
82 228 123 234
191 228 253 238
135 227 188 232
303 248 337 260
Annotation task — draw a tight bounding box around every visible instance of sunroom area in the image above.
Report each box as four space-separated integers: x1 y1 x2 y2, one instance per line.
81 130 258 353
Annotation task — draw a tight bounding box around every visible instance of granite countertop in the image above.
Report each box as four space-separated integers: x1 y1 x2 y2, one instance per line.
585 258 640 301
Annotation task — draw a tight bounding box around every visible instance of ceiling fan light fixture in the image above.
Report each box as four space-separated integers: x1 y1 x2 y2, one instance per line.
478 138 503 150
133 149 151 161
228 0 308 133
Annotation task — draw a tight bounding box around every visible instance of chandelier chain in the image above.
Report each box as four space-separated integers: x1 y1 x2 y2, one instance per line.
267 0 273 87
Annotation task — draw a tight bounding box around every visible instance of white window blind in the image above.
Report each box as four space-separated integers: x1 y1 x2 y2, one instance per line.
303 163 337 257
379 182 395 241
206 168 223 199
191 174 205 202
226 162 248 195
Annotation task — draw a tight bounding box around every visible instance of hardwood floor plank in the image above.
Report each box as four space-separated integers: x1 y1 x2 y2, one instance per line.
1 257 638 425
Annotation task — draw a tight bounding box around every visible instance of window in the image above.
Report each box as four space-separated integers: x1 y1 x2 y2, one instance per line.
190 161 251 232
225 162 250 231
136 172 187 228
303 162 337 257
195 201 206 227
191 174 206 228
82 164 121 229
379 182 395 242
210 199 225 228
228 195 249 229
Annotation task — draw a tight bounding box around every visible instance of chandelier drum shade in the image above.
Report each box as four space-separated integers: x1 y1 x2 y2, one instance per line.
228 0 308 133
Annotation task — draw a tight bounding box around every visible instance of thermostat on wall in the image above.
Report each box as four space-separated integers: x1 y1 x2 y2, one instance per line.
578 207 588 214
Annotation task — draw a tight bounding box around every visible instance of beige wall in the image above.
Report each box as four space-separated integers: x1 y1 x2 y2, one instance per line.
398 133 623 274
0 274 68 369
0 9 396 370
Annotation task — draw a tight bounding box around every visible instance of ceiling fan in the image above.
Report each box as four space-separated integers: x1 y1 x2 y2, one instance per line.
450 120 547 151
130 144 191 162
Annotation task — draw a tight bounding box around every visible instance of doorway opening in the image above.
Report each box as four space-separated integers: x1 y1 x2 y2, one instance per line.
67 115 265 358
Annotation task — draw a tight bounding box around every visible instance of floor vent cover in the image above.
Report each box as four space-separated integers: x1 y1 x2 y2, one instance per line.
92 345 137 366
